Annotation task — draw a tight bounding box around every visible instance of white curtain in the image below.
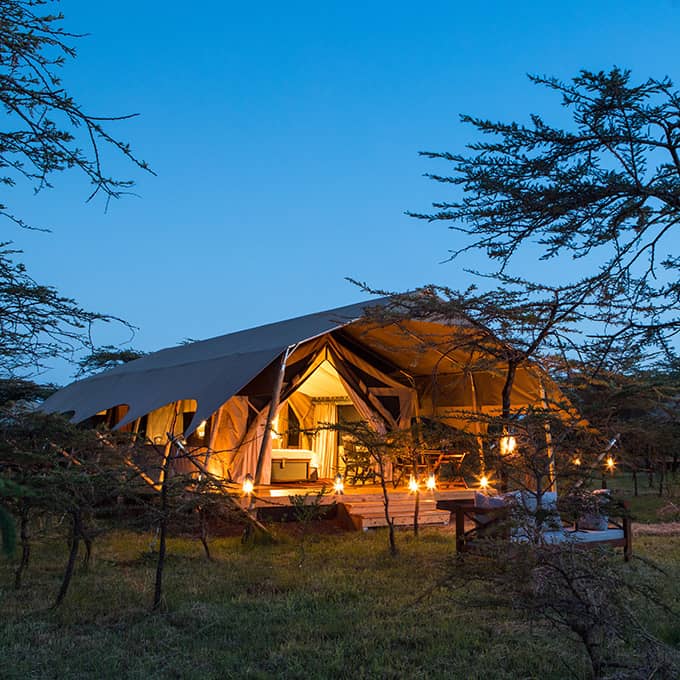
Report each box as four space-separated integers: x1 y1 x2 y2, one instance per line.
312 402 338 479
231 407 272 484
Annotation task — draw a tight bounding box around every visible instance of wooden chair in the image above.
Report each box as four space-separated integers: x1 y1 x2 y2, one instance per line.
342 451 376 485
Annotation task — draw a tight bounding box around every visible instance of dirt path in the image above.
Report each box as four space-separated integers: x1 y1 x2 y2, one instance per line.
633 522 680 536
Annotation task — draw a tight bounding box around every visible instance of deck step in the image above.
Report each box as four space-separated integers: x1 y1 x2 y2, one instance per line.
351 511 450 530
340 496 451 531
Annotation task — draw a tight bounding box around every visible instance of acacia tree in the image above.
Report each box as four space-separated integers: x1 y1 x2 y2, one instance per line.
411 68 680 365
357 284 598 492
0 0 151 227
0 1 151 561
565 361 680 496
0 0 152 376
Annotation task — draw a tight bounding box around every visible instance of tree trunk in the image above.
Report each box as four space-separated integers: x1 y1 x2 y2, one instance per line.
53 510 81 608
153 450 171 611
376 454 397 556
83 535 93 569
499 359 519 492
14 505 30 590
632 469 638 497
412 457 419 537
198 507 212 561
501 359 518 420
413 490 420 538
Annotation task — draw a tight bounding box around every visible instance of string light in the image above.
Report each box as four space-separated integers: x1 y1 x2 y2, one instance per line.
573 456 582 467
605 456 615 472
242 473 254 495
500 435 517 456
333 473 344 495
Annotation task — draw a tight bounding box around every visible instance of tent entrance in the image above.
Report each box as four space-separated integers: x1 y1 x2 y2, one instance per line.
273 360 355 481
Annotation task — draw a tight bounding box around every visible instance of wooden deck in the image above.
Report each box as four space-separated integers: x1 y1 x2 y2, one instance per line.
244 482 477 531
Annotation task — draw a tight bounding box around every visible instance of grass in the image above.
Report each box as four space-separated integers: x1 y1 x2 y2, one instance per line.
595 471 680 523
1 522 680 679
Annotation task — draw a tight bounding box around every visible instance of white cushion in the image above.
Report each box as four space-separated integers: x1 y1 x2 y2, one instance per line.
569 528 624 543
474 492 506 509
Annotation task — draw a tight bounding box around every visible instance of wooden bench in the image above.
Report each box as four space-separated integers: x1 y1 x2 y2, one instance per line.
453 498 632 561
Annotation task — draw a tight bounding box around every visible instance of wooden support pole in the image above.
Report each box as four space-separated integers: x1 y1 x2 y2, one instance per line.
254 345 294 485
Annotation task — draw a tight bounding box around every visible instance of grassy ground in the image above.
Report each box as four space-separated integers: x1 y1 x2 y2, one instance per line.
596 471 680 523
1 522 679 680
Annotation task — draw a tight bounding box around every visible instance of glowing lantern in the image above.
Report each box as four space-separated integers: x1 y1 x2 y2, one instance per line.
242 473 254 495
500 435 517 456
573 456 582 467
426 473 436 491
333 473 344 495
479 475 490 490
408 475 419 493
605 456 615 472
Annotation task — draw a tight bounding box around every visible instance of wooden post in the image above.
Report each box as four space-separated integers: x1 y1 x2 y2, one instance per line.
469 373 485 474
254 345 295 485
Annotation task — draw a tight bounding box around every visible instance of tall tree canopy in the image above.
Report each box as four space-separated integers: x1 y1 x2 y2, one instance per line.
0 0 151 228
412 68 680 361
0 0 151 377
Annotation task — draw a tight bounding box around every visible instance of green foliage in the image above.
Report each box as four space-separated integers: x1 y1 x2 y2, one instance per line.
0 529 678 678
411 67 680 364
76 346 146 377
0 244 120 376
0 0 152 227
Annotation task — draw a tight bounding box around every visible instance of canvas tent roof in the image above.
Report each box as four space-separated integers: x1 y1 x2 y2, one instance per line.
41 299 394 433
41 297 564 435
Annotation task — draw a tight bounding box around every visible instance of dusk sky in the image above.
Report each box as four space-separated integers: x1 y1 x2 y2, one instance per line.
10 0 680 382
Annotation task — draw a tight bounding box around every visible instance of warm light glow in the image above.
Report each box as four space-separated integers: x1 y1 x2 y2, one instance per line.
270 415 280 440
196 420 207 439
479 475 490 490
573 456 582 467
408 475 419 493
500 435 517 456
242 473 254 495
605 456 616 471
333 473 344 495
426 473 436 491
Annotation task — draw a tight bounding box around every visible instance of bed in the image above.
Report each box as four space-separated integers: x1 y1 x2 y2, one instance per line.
270 448 319 482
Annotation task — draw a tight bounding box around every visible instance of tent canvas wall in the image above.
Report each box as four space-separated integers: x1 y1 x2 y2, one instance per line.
41 298 568 484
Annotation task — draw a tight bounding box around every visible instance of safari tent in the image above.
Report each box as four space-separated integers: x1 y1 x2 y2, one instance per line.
41 298 565 486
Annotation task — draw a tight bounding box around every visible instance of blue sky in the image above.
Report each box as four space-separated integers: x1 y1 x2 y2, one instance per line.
10 0 680 382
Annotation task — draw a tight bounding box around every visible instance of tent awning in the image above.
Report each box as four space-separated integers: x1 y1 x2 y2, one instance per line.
40 299 392 432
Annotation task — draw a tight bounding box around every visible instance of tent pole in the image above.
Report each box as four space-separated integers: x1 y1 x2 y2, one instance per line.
540 381 557 493
254 345 295 485
204 404 224 475
469 373 486 474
